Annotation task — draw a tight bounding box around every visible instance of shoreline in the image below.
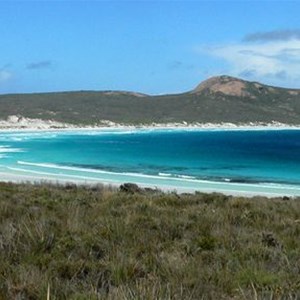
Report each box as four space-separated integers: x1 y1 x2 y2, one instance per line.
1 171 299 198
1 117 300 198
0 115 300 132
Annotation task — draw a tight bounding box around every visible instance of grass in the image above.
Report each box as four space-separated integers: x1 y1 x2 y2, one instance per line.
0 182 299 299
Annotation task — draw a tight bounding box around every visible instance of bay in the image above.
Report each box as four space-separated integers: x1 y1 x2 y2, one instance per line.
0 129 300 196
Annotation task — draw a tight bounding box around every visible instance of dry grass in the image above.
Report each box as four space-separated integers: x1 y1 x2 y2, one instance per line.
0 182 299 299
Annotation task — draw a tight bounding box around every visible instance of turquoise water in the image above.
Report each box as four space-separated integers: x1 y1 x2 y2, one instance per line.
1 129 300 196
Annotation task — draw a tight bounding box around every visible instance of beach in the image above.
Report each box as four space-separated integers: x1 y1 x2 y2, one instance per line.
1 115 300 132
1 120 300 197
1 171 300 198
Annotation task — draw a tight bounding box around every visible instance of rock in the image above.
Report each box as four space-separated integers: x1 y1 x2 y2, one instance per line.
119 183 142 194
7 115 21 123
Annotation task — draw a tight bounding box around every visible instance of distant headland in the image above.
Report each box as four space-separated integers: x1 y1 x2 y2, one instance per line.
0 75 300 129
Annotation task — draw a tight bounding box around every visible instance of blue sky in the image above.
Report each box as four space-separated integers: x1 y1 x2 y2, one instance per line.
1 1 300 94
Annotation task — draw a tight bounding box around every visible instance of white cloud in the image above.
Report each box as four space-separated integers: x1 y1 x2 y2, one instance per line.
0 70 13 82
200 39 300 85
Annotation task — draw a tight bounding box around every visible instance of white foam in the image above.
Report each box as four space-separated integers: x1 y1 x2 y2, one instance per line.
16 160 300 191
0 132 58 142
81 130 138 135
18 161 115 175
159 172 172 177
7 167 122 183
176 174 196 179
0 146 23 153
159 172 196 179
17 161 205 183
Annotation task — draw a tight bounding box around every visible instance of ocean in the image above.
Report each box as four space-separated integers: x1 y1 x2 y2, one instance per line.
0 128 300 196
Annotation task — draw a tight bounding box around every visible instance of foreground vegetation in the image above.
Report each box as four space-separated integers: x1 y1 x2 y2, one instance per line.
0 182 299 299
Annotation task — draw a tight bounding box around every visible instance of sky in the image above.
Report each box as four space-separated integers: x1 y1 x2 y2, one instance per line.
1 1 300 95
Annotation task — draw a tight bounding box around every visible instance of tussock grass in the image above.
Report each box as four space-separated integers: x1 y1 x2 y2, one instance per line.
0 182 299 299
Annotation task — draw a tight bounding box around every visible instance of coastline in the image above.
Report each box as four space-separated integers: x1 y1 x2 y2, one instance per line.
0 115 300 132
1 116 300 198
1 171 298 198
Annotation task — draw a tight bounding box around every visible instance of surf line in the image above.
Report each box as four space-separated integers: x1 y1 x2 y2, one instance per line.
7 166 122 183
16 161 300 191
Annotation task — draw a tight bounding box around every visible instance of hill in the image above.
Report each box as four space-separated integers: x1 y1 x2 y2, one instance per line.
0 75 300 125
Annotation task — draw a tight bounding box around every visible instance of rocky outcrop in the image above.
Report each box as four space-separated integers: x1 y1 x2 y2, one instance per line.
192 75 251 97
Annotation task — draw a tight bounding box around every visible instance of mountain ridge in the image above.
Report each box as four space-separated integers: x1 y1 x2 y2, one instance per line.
0 75 300 125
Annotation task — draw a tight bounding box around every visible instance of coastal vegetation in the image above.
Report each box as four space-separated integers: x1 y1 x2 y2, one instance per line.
0 182 299 299
0 76 300 126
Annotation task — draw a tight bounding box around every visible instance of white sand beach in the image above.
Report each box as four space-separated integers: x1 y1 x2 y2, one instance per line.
1 170 298 198
0 115 300 132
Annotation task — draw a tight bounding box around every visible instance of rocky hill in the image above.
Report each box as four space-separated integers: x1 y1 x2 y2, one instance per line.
192 75 300 98
0 75 300 125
